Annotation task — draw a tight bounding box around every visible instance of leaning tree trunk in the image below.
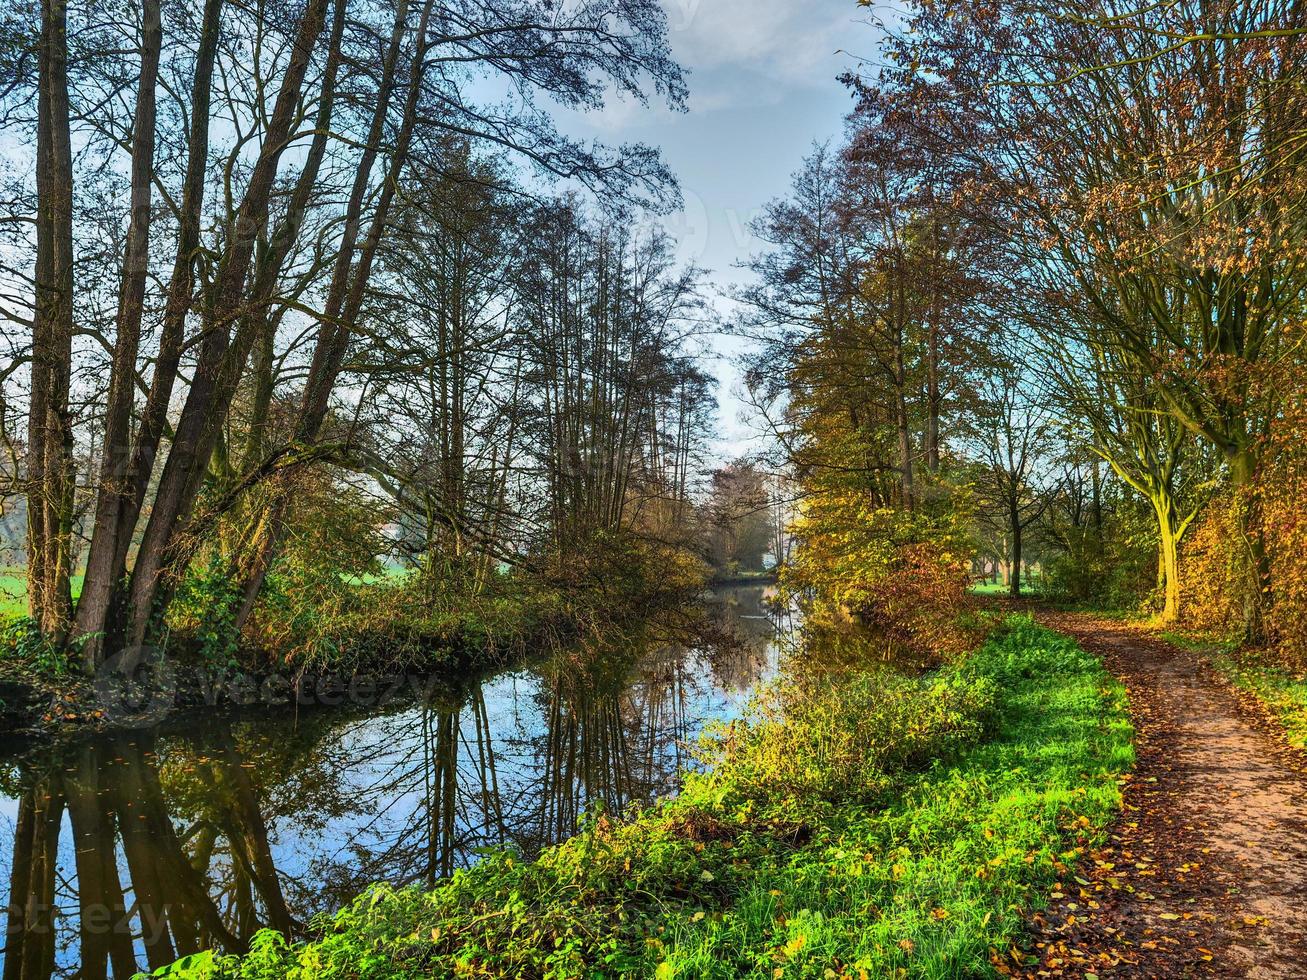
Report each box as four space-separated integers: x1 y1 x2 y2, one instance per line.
226 0 382 633
123 0 331 646
231 0 436 633
73 0 225 660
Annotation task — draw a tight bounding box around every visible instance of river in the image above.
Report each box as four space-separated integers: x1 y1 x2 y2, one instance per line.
0 585 790 979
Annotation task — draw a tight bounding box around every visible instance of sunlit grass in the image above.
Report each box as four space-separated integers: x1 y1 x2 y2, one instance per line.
335 565 413 587
0 569 24 620
151 617 1133 979
0 566 84 622
969 579 1046 597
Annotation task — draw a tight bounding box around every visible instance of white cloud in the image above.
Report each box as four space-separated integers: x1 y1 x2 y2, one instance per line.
562 0 867 131
666 0 859 92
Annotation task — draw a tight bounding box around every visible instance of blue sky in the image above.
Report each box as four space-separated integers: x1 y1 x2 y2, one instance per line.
565 0 875 460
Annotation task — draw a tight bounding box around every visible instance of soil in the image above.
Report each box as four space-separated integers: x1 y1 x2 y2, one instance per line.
1004 611 1307 979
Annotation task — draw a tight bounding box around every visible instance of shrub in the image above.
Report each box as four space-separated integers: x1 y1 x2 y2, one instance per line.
1178 494 1246 640
238 528 708 674
782 497 976 660
700 667 996 806
0 616 73 678
168 552 245 667
1256 394 1307 665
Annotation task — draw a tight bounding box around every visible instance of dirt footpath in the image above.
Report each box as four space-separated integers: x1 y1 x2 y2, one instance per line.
1009 612 1307 979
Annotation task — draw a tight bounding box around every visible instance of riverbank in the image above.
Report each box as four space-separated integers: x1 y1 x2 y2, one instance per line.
0 546 708 738
0 585 777 980
149 616 1133 979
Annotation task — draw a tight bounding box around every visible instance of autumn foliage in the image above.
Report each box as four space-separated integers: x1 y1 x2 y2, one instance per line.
1255 395 1307 666
781 487 976 661
1177 497 1246 639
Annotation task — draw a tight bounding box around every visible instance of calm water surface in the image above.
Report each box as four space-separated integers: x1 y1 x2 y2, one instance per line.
0 585 790 979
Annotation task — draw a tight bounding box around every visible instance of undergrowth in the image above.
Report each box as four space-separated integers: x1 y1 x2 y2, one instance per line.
171 530 708 677
145 617 1133 979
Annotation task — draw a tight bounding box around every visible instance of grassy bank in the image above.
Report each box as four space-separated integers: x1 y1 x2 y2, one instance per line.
148 617 1133 979
0 536 708 733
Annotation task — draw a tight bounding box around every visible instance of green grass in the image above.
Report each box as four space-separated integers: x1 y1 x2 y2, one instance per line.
337 565 414 587
1163 630 1307 749
146 617 1134 980
0 569 24 619
967 579 1048 597
0 567 85 622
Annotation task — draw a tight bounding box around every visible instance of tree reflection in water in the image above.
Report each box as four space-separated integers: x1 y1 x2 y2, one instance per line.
0 585 787 979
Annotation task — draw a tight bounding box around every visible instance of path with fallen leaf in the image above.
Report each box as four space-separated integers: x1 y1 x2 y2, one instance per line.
1009 612 1307 979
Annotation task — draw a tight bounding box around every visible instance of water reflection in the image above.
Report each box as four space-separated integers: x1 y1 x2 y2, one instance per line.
0 586 786 978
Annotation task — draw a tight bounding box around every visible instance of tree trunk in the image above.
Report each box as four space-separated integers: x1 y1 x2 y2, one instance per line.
74 0 163 664
1139 477 1187 625
925 316 940 473
27 0 76 638
892 264 914 508
124 0 331 645
896 389 914 510
228 0 421 635
296 0 434 441
1158 518 1181 623
73 0 225 655
1009 513 1023 599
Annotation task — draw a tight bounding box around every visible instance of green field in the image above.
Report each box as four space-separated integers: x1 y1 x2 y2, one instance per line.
1 565 406 623
0 567 86 621
0 569 26 620
338 565 413 587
